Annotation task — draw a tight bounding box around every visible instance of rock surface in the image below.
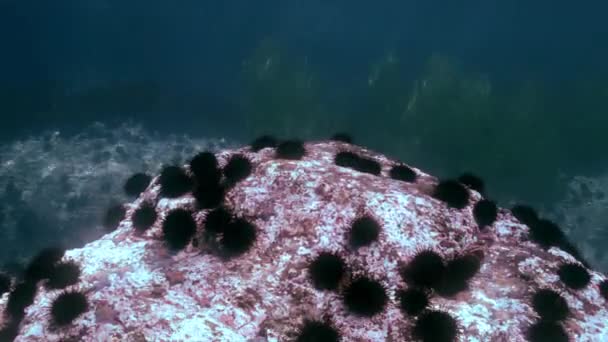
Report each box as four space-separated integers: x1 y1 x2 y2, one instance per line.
1 140 607 341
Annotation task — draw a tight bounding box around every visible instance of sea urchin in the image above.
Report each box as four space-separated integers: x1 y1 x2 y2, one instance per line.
5 281 37 319
46 260 81 290
599 279 608 301
308 251 346 291
397 287 429 316
204 206 233 235
131 202 158 233
531 289 569 322
159 165 193 198
276 140 306 160
223 154 253 185
511 204 539 226
123 172 152 197
162 208 197 251
50 290 89 327
24 247 66 282
342 276 388 317
330 132 353 144
0 273 10 296
295 319 341 342
189 151 221 186
457 172 485 194
250 135 278 152
433 180 470 209
103 204 126 232
401 250 445 289
528 219 567 249
557 262 591 290
473 199 498 228
526 320 569 342
348 216 381 249
219 217 257 258
412 310 459 342
389 164 417 183
193 183 225 209
435 254 481 296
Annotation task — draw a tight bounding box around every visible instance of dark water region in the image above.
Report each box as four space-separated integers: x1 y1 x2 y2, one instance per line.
1 1 608 271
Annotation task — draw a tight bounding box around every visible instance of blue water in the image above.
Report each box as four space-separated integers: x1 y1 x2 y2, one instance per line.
1 1 608 272
2 1 607 139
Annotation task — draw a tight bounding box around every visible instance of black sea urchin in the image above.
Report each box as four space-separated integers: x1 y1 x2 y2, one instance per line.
159 165 193 198
526 320 569 342
308 251 346 291
558 241 590 268
132 202 157 233
276 140 306 160
330 132 353 144
189 151 221 185
223 154 253 184
397 287 429 316
334 151 381 175
531 289 569 322
123 172 152 197
0 273 11 296
50 290 89 327
334 151 360 169
24 247 65 282
433 180 470 209
599 279 608 301
342 276 388 317
558 262 591 290
46 260 81 290
446 254 481 281
295 319 341 342
389 164 417 183
528 219 566 249
193 183 225 209
103 204 126 232
401 250 445 289
162 208 197 251
219 217 257 257
473 199 497 229
5 281 37 319
353 156 381 175
457 172 485 194
250 135 278 152
413 310 459 342
435 254 481 297
204 206 233 235
511 204 539 226
348 216 381 249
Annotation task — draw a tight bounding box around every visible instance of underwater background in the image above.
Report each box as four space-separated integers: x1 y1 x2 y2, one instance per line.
1 1 607 273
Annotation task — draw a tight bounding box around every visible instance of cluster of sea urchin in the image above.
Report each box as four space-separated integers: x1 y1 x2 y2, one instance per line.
107 135 608 341
9 132 607 341
2 246 89 336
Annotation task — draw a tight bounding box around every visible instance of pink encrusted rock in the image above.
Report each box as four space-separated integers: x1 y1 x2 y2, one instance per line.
2 141 608 341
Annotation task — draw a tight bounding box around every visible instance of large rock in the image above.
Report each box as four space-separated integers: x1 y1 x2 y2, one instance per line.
1 140 607 341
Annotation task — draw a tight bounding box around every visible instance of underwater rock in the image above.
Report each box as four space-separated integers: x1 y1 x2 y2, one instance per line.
1 140 607 341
